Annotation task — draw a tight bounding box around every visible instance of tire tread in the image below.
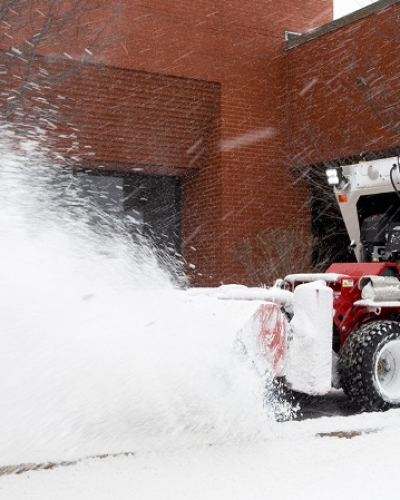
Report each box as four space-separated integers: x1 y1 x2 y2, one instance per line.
339 320 400 411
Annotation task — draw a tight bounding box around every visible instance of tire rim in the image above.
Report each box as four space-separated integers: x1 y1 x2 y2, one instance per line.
374 340 400 403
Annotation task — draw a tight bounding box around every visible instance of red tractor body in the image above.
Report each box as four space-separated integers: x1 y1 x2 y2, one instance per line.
281 261 400 410
326 262 400 350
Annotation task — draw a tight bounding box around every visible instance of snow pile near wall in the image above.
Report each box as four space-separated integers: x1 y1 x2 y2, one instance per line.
0 288 274 467
0 126 279 468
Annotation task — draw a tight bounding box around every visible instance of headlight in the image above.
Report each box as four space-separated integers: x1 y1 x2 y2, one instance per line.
326 167 349 189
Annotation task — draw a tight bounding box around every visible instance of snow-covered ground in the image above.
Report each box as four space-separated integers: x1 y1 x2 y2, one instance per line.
2 409 400 500
1 127 400 499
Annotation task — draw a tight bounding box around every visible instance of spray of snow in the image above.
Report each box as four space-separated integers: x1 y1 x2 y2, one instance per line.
0 125 282 467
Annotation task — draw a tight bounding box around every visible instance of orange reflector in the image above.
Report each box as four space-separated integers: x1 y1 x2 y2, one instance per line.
338 194 348 203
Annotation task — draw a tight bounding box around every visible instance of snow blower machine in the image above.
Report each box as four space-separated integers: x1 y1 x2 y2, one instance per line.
194 157 400 413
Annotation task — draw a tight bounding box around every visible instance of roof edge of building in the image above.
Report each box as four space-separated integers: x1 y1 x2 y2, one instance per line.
286 0 400 49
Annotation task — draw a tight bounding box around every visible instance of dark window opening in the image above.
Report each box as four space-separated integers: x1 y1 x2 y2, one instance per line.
123 174 182 257
74 169 182 259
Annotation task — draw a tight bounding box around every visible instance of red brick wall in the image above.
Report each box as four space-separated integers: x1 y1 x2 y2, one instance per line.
287 2 400 166
0 57 220 171
1 0 333 286
95 0 332 285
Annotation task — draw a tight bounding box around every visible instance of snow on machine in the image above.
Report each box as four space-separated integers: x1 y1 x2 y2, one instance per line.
196 157 400 413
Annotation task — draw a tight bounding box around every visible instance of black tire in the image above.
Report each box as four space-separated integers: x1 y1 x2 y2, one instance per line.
339 320 400 411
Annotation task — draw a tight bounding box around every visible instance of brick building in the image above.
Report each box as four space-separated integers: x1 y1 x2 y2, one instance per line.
3 0 400 286
286 0 400 266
